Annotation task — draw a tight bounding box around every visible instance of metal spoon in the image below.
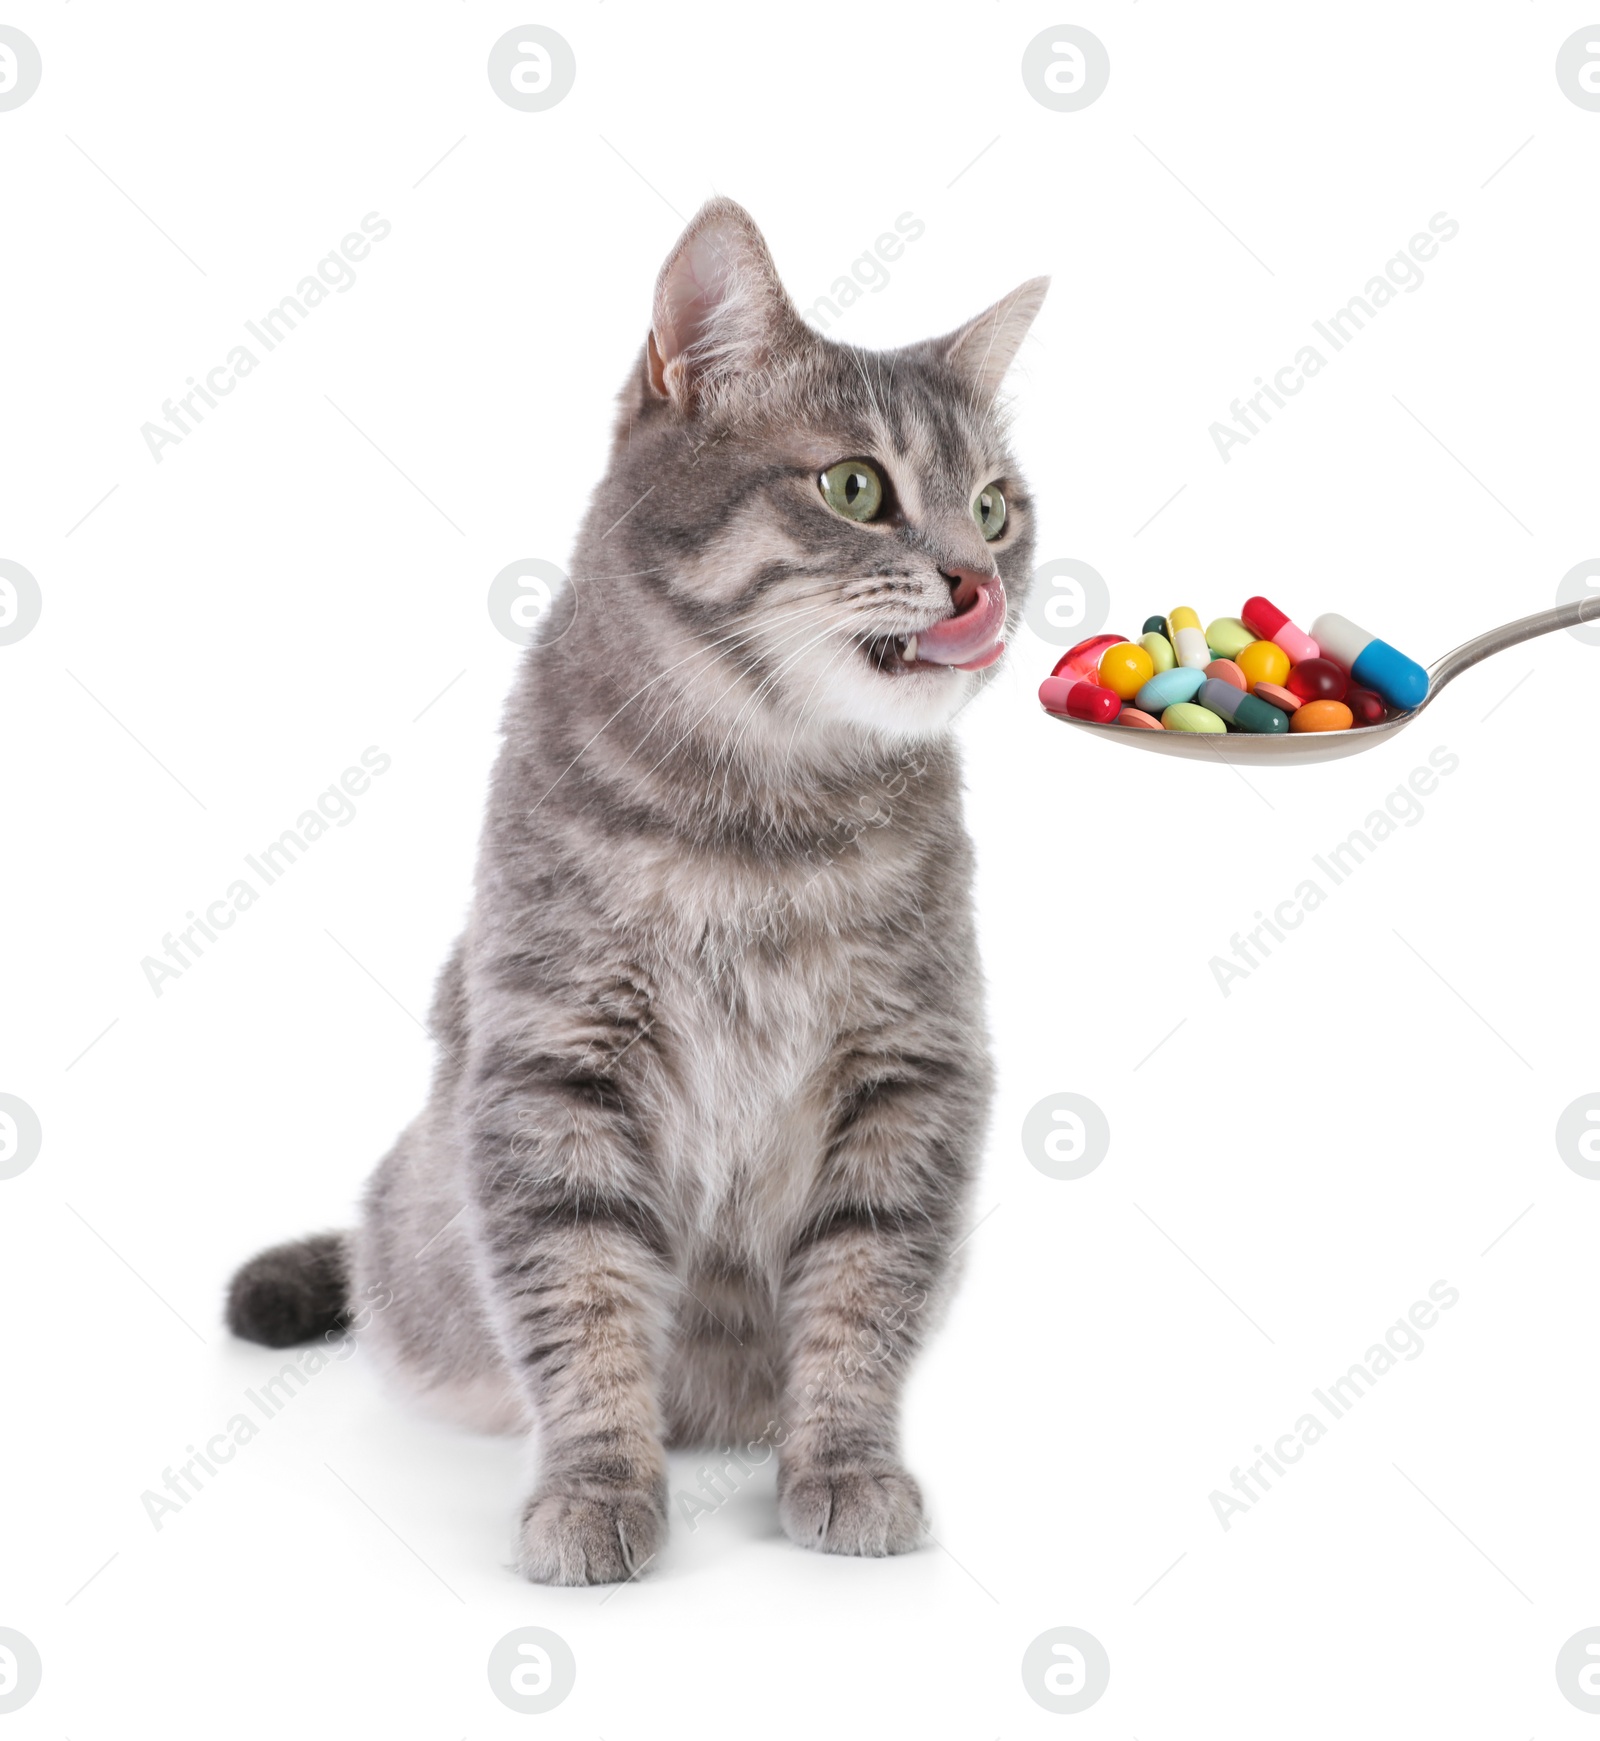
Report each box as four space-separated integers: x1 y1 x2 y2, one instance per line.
1045 597 1600 765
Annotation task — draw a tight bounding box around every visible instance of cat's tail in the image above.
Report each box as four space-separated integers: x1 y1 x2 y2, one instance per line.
226 1231 351 1347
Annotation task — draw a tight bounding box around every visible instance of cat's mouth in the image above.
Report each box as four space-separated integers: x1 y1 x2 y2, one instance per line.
859 575 1007 676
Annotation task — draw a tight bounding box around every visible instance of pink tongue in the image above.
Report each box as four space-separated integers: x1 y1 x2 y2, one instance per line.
913 576 1007 668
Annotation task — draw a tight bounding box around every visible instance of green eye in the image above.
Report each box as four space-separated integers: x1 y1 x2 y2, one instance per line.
819 460 884 522
974 483 1007 541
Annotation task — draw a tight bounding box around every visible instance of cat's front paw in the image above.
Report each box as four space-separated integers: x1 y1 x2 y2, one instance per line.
516 1485 666 1586
778 1463 926 1557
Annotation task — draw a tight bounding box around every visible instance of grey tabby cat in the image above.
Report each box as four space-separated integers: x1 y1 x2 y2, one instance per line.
227 199 1046 1585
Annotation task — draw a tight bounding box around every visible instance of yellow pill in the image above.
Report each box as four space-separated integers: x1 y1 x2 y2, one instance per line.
1236 638 1291 688
1166 605 1210 669
1097 641 1156 700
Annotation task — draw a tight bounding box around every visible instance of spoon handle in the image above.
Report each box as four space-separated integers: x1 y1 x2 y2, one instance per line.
1427 595 1600 701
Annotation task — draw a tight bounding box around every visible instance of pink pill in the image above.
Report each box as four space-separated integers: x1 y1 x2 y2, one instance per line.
1241 595 1319 665
1039 676 1120 722
1039 675 1073 713
1252 681 1301 714
1204 658 1247 690
1118 708 1164 730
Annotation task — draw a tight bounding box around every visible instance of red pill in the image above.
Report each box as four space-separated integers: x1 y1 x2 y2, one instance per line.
1064 681 1122 723
1241 595 1319 664
1345 684 1386 725
1038 676 1121 722
1286 657 1348 703
1052 634 1126 685
1118 708 1164 729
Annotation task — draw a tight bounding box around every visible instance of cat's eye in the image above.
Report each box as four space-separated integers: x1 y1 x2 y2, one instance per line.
819 460 885 523
973 483 1007 541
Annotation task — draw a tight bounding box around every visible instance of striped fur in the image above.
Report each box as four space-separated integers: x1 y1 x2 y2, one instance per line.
245 200 1045 1583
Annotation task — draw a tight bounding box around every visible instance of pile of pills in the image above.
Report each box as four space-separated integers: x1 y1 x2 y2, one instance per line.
1038 597 1429 734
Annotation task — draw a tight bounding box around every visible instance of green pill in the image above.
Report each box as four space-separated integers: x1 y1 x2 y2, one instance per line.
1233 693 1289 733
1161 702 1227 733
1205 616 1254 659
1197 676 1291 734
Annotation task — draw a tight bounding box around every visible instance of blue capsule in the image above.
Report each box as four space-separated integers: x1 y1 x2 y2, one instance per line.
1134 666 1206 714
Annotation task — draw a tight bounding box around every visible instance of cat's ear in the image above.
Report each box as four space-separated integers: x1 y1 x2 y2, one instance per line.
935 276 1050 400
647 198 801 410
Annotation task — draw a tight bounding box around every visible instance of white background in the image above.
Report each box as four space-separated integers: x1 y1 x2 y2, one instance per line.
4 3 1600 1734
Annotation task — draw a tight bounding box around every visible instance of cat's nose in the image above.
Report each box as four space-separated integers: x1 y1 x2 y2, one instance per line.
941 566 999 610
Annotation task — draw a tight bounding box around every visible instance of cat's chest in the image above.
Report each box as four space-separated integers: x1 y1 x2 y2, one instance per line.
648 920 859 1255
596 821 931 1254
657 924 846 1135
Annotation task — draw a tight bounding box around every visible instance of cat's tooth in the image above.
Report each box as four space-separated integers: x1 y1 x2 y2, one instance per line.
900 635 918 663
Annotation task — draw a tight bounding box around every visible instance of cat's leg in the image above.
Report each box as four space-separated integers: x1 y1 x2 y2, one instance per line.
465 1040 676 1586
774 1041 990 1557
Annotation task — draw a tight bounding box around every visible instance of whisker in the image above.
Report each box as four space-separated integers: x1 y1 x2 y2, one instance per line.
522 604 833 817
708 616 849 784
636 605 846 788
610 607 833 775
783 631 866 763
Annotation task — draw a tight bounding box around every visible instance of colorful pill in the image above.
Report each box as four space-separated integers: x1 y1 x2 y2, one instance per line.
1162 701 1227 733
1038 675 1073 713
1066 681 1122 722
1168 606 1211 669
1345 684 1386 726
1134 666 1206 713
1252 681 1301 715
1118 708 1164 730
1197 678 1289 734
1038 676 1122 721
1052 633 1127 685
1141 631 1176 673
1142 615 1169 638
1286 657 1348 703
1236 638 1291 688
1309 613 1429 711
1204 658 1247 690
1242 595 1320 665
1289 699 1354 733
1205 617 1255 660
1097 641 1156 700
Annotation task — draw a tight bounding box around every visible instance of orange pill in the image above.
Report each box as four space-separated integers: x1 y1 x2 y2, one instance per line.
1289 699 1354 733
1118 708 1164 729
1204 658 1247 689
1236 639 1291 688
1253 681 1301 714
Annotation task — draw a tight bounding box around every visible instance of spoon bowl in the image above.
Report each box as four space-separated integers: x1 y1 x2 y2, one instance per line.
1045 598 1599 764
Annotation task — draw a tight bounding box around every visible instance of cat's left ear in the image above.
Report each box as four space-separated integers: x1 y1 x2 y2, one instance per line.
647 198 801 411
936 277 1050 400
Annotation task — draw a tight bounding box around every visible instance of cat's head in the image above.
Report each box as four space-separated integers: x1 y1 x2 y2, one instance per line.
576 199 1045 752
